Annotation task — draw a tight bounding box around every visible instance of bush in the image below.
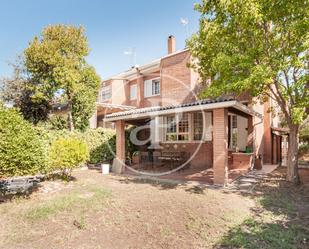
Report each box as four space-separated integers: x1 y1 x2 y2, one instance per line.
48 137 89 178
0 105 46 177
81 128 116 164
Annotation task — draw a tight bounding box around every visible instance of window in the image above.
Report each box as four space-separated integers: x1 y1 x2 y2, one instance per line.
193 112 204 140
229 115 238 149
165 115 177 141
144 78 160 97
130 84 137 100
163 112 212 142
164 114 189 141
101 85 111 101
178 113 189 141
152 79 160 95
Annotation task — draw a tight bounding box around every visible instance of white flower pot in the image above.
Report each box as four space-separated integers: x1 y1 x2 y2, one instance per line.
101 164 110 175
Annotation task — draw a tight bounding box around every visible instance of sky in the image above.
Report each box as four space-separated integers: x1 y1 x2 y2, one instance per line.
0 0 200 80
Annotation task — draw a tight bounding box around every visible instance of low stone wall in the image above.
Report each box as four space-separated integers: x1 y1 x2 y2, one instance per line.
228 152 253 170
299 167 309 184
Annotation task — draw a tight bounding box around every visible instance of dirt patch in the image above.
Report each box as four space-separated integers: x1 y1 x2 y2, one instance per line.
0 169 254 249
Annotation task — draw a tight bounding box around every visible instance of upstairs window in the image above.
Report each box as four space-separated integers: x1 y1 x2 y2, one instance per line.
101 85 111 101
144 78 160 97
130 84 137 100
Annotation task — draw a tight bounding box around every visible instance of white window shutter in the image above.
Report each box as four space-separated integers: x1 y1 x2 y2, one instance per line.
204 112 212 141
144 80 152 97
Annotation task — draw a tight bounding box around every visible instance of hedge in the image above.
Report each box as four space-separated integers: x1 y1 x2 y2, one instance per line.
0 105 46 177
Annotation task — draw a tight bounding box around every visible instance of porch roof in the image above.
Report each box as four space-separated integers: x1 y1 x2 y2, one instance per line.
103 97 263 122
96 102 136 110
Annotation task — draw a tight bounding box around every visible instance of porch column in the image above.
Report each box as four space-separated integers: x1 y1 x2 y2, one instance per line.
112 120 125 174
247 116 253 149
213 108 229 185
282 135 288 166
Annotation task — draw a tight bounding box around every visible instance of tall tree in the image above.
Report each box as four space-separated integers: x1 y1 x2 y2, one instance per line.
188 0 309 183
24 25 100 131
0 60 50 123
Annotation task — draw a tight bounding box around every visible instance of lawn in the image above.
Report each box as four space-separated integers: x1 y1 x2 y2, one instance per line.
0 168 308 249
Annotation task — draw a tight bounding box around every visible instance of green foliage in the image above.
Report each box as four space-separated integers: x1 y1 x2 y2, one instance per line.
37 115 68 130
300 124 309 144
125 126 138 158
80 128 116 164
38 127 116 165
48 136 89 177
188 0 309 127
72 66 101 131
0 105 45 177
0 61 50 124
24 24 100 130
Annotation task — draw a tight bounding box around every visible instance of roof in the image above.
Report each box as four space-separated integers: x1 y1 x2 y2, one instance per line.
102 49 190 82
96 102 136 110
104 97 263 122
271 126 289 135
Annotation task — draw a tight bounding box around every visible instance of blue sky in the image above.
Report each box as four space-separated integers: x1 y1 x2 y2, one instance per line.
0 0 200 79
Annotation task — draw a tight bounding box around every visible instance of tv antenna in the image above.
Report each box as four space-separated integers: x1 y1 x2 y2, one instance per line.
180 17 190 38
124 47 137 67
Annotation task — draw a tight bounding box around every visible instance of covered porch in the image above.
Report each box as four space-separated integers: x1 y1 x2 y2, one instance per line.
104 98 262 185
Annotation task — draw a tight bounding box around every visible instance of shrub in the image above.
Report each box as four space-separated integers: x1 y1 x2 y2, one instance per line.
80 128 116 164
0 105 46 177
48 137 89 178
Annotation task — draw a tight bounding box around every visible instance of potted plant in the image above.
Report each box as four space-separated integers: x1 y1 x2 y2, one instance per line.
132 151 140 165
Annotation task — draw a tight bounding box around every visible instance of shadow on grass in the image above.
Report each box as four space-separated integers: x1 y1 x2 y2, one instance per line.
117 176 182 190
115 174 220 194
215 167 309 249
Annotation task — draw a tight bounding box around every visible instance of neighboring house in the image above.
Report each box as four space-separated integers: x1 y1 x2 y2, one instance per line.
91 35 288 185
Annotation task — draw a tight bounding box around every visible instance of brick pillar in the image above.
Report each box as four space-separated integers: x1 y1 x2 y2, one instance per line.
115 120 126 163
263 98 272 164
247 116 253 149
213 108 228 185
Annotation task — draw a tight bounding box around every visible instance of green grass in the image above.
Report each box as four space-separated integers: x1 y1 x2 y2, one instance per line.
25 186 110 220
219 218 308 249
257 193 295 215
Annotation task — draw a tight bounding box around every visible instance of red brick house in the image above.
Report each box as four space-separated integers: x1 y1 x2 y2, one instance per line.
91 36 287 185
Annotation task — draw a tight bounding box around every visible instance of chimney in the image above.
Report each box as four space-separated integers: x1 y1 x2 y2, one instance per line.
167 35 176 54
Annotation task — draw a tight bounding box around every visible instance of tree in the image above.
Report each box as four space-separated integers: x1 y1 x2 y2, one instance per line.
24 25 100 131
188 0 309 183
0 61 50 123
72 66 101 131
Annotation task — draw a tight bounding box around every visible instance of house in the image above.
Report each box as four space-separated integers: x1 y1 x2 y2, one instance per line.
91 35 288 185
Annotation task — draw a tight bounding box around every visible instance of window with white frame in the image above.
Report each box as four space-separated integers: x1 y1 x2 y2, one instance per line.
178 113 190 141
229 115 238 149
165 115 177 141
144 78 160 97
193 112 204 140
130 84 137 100
101 85 111 101
163 112 212 142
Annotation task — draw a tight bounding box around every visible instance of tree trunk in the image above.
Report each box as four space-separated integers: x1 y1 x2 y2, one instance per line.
67 97 74 132
286 124 300 184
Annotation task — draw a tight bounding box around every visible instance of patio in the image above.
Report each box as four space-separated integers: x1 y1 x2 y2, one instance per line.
124 165 246 184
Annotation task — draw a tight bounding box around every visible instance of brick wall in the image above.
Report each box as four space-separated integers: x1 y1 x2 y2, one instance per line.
160 142 213 169
213 108 228 185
